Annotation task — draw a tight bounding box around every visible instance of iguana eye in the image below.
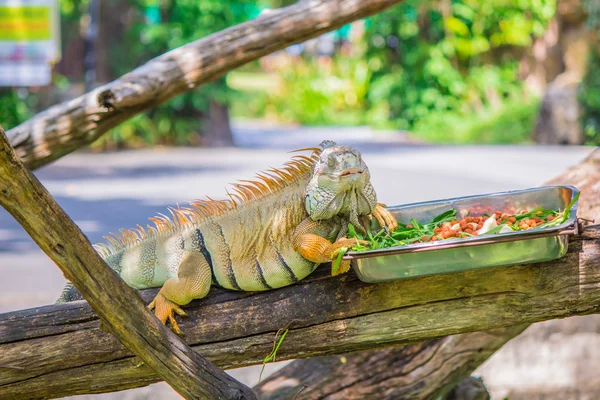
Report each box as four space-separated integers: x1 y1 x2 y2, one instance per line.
327 156 336 168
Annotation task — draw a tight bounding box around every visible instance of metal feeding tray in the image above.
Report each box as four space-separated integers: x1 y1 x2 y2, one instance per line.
347 185 580 283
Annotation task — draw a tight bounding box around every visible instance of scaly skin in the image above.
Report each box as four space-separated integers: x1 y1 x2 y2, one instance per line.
57 141 397 334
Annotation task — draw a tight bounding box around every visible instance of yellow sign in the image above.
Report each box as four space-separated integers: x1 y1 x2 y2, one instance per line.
0 6 52 40
0 0 59 86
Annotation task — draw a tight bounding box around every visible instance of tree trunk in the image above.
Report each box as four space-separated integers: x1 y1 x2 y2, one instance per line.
533 0 593 144
204 100 234 147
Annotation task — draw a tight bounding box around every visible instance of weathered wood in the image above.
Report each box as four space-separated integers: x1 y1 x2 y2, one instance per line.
6 0 406 171
249 148 600 399
0 127 255 400
1 226 600 399
253 329 510 399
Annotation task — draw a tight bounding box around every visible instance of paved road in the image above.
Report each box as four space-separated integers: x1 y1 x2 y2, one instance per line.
0 123 594 398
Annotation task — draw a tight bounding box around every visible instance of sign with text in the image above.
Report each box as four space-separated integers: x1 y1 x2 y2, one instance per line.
0 0 59 86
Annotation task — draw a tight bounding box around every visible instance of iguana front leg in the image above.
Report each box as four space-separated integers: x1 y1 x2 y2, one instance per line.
293 218 368 276
149 252 212 334
372 203 398 232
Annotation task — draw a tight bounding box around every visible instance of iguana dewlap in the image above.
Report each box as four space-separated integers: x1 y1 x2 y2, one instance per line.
57 140 397 334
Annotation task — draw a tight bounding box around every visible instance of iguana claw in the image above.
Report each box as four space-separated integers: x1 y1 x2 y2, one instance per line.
372 203 398 232
148 292 188 335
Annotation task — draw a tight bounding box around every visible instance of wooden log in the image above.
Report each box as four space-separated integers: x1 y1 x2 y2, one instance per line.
253 329 510 399
252 148 600 399
1 225 600 399
6 0 406 171
0 127 255 400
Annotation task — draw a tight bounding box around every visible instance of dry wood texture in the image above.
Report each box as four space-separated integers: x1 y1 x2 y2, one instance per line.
1 225 600 399
251 148 600 399
6 0 406 171
0 128 256 400
253 330 514 399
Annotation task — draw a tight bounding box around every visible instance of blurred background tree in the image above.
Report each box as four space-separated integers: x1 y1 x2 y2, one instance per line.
1 0 599 147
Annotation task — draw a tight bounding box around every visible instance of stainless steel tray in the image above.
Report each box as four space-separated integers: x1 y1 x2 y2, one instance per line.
347 185 579 283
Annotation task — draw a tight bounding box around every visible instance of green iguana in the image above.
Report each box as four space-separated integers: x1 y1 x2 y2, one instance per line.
57 140 397 333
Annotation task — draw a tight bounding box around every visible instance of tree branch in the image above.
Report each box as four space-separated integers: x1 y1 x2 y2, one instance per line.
0 127 255 400
1 226 600 399
7 0 406 171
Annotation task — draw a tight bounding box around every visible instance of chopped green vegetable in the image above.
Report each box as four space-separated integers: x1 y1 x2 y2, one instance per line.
339 198 578 256
258 328 289 383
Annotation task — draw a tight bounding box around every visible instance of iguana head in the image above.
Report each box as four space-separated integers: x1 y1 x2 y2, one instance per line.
305 141 377 223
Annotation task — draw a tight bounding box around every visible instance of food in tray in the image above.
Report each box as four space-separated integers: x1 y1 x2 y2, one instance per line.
332 192 580 270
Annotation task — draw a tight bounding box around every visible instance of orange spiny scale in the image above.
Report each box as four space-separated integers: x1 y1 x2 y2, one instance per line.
136 224 148 239
269 168 293 181
131 228 144 240
233 184 252 201
225 189 241 206
182 206 202 219
216 200 231 213
149 217 161 226
173 208 190 226
94 243 109 255
238 183 259 197
285 163 302 174
257 172 280 188
157 213 174 227
289 147 321 154
193 203 211 216
201 199 217 213
286 164 304 175
293 156 314 167
205 197 226 212
282 166 300 178
120 228 135 243
190 201 210 215
167 208 180 227
291 155 315 164
104 235 120 248
178 215 190 227
201 198 218 213
296 159 313 169
110 232 125 245
241 179 269 194
119 227 133 237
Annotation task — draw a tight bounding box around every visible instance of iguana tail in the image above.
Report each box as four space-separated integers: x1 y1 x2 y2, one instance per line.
56 282 82 303
56 250 124 303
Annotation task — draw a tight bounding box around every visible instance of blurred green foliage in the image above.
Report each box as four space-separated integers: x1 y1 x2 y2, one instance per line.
254 55 371 126
0 0 571 145
365 0 554 141
96 0 259 148
0 89 34 129
1 0 258 147
578 1 600 145
579 48 600 145
239 0 554 143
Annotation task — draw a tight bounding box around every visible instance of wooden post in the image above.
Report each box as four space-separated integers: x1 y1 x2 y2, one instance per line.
0 127 256 400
